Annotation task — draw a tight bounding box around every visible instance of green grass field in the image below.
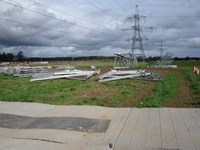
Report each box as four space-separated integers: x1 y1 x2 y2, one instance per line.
0 60 199 107
139 74 178 107
0 73 155 107
172 60 200 67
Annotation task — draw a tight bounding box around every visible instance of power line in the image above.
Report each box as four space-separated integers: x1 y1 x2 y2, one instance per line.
147 15 200 18
0 17 118 49
152 28 200 34
110 0 132 15
135 2 198 8
0 0 116 36
90 0 127 18
0 17 73 35
22 0 108 28
123 5 153 59
83 0 124 23
0 17 116 40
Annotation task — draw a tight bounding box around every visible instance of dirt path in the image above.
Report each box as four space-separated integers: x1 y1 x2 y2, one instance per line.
166 69 196 107
148 68 196 107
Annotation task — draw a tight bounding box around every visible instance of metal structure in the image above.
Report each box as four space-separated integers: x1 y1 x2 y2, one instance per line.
30 69 100 82
13 67 49 78
158 40 173 65
159 40 164 59
114 53 137 69
151 41 177 68
127 5 146 59
0 66 50 77
0 66 163 82
114 5 152 68
158 41 174 66
0 65 99 81
99 69 163 82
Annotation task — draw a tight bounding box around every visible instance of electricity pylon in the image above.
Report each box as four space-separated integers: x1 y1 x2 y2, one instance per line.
114 5 152 68
159 40 164 59
157 40 173 66
123 5 153 60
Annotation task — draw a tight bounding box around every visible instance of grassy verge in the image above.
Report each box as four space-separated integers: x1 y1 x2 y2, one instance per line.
52 60 149 69
99 80 138 107
0 73 154 107
53 59 114 69
0 74 89 104
172 60 200 68
184 69 200 107
74 80 152 107
139 74 179 107
2 61 191 107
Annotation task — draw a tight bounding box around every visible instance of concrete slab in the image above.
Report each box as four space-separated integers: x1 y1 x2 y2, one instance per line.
160 108 179 149
37 105 113 119
146 109 161 149
0 114 110 132
170 108 196 150
0 101 200 150
0 101 55 116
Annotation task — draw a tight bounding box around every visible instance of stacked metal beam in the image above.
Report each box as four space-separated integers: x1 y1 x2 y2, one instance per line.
30 69 100 82
99 70 163 82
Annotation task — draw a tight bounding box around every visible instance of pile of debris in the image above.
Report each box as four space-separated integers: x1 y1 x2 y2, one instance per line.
0 65 100 82
0 66 50 77
0 67 8 74
0 65 163 83
99 69 163 82
30 69 100 82
113 53 137 69
14 66 50 78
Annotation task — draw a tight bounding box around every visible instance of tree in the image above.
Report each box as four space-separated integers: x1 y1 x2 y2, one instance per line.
0 53 2 62
6 53 14 61
0 52 14 62
2 52 6 62
17 51 24 62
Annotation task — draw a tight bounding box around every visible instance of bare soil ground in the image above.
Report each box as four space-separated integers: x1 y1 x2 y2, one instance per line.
76 67 196 107
122 81 157 107
147 68 197 107
166 70 196 107
0 63 197 107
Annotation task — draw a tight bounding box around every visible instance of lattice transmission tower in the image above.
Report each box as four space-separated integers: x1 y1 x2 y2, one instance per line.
156 40 173 66
159 40 164 59
114 5 152 68
123 5 152 60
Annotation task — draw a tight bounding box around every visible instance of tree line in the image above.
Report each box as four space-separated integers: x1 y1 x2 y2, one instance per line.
0 51 24 62
0 51 199 62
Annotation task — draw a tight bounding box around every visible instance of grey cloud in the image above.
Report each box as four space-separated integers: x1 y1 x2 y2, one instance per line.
0 0 199 57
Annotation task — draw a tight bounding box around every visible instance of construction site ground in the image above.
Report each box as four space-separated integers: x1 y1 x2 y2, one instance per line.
0 101 200 150
147 68 197 108
93 67 197 108
0 66 198 108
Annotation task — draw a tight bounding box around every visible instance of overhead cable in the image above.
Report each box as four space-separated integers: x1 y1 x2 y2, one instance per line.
90 0 127 18
23 0 108 28
110 0 132 15
0 0 116 36
83 0 124 22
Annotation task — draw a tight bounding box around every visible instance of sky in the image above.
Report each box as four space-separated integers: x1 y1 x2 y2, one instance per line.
0 0 199 58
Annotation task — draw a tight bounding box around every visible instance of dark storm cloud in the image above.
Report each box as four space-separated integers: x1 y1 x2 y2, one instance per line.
0 0 199 57
0 0 73 48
